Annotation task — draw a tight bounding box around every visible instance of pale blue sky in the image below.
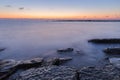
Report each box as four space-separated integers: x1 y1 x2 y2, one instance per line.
0 0 120 19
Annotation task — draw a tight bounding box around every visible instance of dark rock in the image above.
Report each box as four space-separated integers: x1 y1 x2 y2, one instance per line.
17 58 43 69
103 48 120 54
0 48 6 52
12 66 78 80
57 48 74 53
88 39 120 44
50 58 60 66
104 57 109 60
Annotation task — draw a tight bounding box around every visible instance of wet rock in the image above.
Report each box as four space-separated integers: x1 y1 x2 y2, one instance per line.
109 58 120 68
104 57 109 60
47 57 72 66
109 58 120 64
57 48 74 53
79 65 120 80
88 38 120 44
50 58 60 66
0 48 6 52
17 58 43 69
0 59 18 80
103 48 120 54
12 66 78 80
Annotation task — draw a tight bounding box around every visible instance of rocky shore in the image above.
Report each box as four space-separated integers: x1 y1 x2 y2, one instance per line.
10 64 120 80
1 38 120 80
9 63 120 80
0 56 120 80
0 57 74 80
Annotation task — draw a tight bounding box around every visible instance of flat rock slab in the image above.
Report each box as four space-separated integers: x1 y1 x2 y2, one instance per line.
0 59 19 72
88 39 120 44
0 59 19 80
13 66 78 80
57 48 74 53
109 58 120 64
109 58 120 68
17 58 43 69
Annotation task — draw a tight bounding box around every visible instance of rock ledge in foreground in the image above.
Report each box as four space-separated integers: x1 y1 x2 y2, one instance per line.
80 65 120 80
13 66 78 80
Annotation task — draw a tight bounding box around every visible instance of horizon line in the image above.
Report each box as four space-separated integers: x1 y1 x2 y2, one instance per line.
0 18 120 22
0 18 120 20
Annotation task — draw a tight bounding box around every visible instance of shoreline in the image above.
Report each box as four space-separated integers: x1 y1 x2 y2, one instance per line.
0 57 113 80
1 38 120 80
0 57 120 80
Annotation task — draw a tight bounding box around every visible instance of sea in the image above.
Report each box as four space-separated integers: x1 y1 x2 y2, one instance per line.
0 19 120 68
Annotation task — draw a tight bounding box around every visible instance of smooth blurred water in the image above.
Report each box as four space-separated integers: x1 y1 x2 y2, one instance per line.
0 19 120 67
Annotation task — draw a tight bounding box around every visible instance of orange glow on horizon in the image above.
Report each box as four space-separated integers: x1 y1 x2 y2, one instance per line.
0 13 120 20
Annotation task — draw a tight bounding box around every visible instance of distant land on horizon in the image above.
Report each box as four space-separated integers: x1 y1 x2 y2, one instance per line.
54 19 120 22
0 18 120 22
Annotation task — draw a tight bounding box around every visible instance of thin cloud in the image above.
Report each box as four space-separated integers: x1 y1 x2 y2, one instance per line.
19 7 24 10
5 5 25 10
5 5 11 7
105 16 109 18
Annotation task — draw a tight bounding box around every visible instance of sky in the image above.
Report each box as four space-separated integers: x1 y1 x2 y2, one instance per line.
0 0 120 19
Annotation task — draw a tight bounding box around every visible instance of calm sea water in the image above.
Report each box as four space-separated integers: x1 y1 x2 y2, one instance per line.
0 19 120 67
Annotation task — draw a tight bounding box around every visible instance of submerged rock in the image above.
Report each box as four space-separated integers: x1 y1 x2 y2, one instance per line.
0 48 6 52
103 48 120 54
88 38 120 44
57 48 74 53
12 66 78 80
